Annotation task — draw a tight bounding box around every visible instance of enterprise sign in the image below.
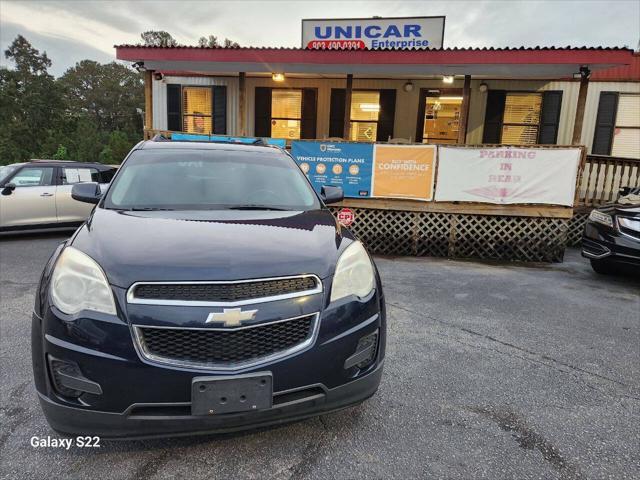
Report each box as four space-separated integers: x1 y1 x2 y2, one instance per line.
302 16 445 50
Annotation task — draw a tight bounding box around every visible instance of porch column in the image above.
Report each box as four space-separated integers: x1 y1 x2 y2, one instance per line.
238 72 246 136
457 74 471 144
144 70 153 136
343 74 353 139
571 67 591 145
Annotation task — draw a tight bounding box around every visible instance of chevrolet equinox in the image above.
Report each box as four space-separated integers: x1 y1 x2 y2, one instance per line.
32 138 386 438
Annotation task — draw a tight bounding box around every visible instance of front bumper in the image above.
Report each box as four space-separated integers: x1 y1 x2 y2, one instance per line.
581 222 640 266
38 362 383 439
32 283 386 438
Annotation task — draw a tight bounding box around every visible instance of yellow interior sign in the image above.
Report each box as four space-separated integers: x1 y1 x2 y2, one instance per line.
372 145 436 200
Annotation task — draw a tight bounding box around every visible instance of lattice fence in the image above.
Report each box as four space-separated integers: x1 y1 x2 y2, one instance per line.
330 207 569 262
567 213 589 247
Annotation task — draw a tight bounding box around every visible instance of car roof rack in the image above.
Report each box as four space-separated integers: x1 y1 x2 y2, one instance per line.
151 134 172 142
30 159 76 163
149 134 285 150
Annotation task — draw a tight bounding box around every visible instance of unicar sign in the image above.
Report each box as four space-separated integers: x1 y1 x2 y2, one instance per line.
302 16 445 50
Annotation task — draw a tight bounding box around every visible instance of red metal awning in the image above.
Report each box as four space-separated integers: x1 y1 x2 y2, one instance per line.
115 45 635 78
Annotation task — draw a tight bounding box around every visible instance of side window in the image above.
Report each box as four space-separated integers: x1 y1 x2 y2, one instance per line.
97 168 117 183
63 167 99 185
9 167 55 187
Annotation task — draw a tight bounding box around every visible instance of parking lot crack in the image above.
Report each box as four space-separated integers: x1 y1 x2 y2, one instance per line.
285 419 329 480
130 447 171 480
469 406 586 480
387 301 630 389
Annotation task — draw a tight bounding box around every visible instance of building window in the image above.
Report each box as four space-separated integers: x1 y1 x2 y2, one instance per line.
182 87 212 134
501 93 542 144
419 90 462 144
254 88 317 139
349 91 380 142
271 90 303 139
611 94 640 158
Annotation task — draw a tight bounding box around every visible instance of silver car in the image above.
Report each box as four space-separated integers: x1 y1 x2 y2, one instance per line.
0 160 116 233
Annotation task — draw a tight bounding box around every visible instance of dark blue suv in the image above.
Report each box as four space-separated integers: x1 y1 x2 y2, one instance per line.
32 139 386 438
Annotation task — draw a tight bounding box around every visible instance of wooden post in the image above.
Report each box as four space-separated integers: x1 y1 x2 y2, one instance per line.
238 72 246 136
572 68 590 145
144 70 153 133
343 74 353 140
457 75 471 144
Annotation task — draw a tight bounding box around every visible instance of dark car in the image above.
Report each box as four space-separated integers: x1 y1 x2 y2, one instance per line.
0 160 117 233
32 139 386 438
582 187 640 274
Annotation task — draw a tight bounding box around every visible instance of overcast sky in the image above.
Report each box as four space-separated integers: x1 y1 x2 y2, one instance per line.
1 0 639 76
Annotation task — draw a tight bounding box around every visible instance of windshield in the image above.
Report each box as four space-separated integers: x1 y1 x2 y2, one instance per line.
103 148 320 211
0 164 24 184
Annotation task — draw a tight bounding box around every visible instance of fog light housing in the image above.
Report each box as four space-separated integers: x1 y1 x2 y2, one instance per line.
344 329 379 370
47 355 102 398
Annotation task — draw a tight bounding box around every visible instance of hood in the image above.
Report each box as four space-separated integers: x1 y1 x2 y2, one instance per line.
70 208 353 288
598 204 640 216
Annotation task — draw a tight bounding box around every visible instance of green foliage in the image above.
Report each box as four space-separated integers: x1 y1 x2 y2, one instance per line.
197 35 240 48
0 35 63 164
140 31 178 47
52 144 69 160
100 131 134 164
0 35 143 165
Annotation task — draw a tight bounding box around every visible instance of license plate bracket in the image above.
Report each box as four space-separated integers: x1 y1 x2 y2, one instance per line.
191 372 273 416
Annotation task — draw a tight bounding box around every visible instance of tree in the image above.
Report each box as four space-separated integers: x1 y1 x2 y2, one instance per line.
197 35 240 48
100 130 132 164
0 35 63 164
59 60 144 134
52 144 69 160
140 31 178 47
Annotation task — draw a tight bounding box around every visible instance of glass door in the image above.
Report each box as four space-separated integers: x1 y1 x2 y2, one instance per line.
417 89 463 144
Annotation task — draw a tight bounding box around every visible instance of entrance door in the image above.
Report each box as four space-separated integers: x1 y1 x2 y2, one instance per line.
416 89 463 144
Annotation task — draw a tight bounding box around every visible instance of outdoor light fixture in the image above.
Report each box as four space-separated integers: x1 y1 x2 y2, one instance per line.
154 72 164 81
442 75 454 84
573 66 592 80
403 81 415 92
479 82 489 93
132 61 146 73
272 73 285 82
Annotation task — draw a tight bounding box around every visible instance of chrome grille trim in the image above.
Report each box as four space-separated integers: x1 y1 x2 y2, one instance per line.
131 313 320 371
126 274 323 307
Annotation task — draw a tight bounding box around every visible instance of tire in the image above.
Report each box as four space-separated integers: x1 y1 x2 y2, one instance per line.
590 258 613 274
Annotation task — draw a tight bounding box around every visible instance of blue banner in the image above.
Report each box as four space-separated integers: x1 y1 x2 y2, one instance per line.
291 141 374 198
172 133 287 148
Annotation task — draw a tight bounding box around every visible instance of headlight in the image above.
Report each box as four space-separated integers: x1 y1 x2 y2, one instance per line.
588 210 613 227
51 247 116 315
618 217 640 233
330 241 375 303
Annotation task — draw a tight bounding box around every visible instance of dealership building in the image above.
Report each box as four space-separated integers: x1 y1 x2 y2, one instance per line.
116 16 639 157
115 17 640 262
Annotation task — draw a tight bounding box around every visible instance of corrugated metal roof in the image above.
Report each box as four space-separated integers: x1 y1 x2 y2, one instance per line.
590 53 640 81
114 44 633 52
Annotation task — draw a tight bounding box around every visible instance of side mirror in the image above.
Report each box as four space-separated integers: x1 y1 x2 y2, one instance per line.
1 183 16 196
72 182 102 204
321 185 344 205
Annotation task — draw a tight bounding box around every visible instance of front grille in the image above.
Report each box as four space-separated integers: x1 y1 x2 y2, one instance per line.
135 314 316 368
130 276 319 304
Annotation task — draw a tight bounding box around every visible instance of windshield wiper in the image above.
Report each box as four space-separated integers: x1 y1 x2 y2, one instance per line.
225 205 289 211
128 207 176 211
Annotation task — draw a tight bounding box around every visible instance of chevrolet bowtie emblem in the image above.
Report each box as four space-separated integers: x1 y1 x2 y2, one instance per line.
206 308 258 327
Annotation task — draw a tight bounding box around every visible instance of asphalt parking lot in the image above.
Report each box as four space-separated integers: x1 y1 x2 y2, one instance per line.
1 233 638 480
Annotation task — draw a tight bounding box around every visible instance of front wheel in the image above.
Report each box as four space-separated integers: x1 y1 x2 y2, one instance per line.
590 258 613 274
